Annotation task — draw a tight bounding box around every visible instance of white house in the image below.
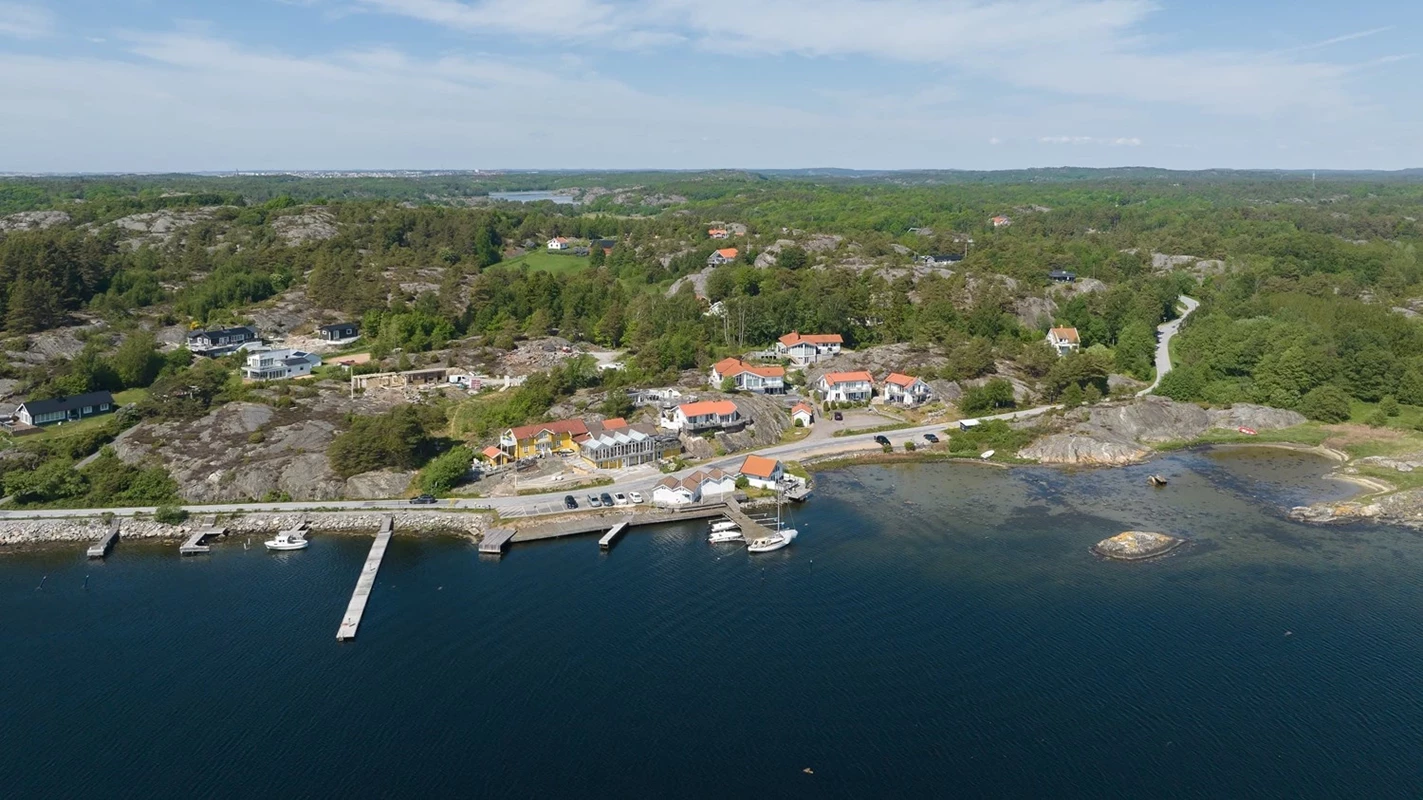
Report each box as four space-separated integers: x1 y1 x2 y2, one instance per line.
1046 326 1081 356
709 357 785 393
15 390 114 427
882 373 932 406
240 348 322 381
547 237 570 251
738 455 784 490
790 401 814 427
817 370 874 403
707 247 739 266
776 331 843 366
661 400 742 432
652 468 736 506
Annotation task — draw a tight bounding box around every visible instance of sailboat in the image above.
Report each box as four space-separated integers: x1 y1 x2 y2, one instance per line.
747 486 798 554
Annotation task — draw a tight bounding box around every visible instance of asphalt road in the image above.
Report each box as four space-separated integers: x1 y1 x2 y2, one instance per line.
2 297 1196 522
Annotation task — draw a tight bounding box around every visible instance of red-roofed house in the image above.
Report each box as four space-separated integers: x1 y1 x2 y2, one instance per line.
661 399 742 432
708 228 730 239
882 373 932 406
816 370 874 403
1047 326 1081 356
790 401 814 426
500 418 589 459
709 357 786 393
547 236 571 251
776 331 844 366
738 454 784 490
480 445 510 467
991 215 1012 228
652 468 736 506
707 247 739 266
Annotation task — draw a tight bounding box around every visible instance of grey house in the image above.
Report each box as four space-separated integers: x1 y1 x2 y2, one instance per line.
16 390 115 426
318 322 359 341
186 326 259 355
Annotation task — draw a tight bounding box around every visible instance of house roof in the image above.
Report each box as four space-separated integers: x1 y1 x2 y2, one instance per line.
655 468 730 493
507 418 589 440
1049 327 1080 343
791 401 814 416
481 446 505 460
739 454 781 479
713 247 739 259
712 357 785 379
820 370 873 385
187 325 255 340
678 400 738 418
884 373 921 387
708 228 728 234
319 322 358 332
778 331 844 347
992 215 1011 223
19 390 115 417
551 236 569 243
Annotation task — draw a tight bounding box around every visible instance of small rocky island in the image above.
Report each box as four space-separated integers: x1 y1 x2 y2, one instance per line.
1093 530 1184 561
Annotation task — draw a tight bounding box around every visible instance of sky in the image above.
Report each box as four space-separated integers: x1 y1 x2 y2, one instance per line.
0 0 1419 172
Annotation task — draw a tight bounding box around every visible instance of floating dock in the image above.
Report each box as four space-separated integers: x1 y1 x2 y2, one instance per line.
479 527 516 555
336 516 393 641
86 521 120 559
179 523 226 555
784 485 812 502
599 520 631 551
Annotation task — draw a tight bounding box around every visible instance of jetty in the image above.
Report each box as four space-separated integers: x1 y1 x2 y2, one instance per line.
511 500 774 551
478 527 516 555
179 519 227 555
599 520 630 551
87 520 121 559
336 516 393 641
785 484 812 502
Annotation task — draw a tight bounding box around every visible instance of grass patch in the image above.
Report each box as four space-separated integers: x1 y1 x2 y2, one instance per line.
517 476 613 496
779 426 812 444
499 249 591 275
833 422 913 438
32 389 149 441
1154 424 1333 452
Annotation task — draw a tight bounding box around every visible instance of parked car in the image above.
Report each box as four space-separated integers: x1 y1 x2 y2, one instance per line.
833 411 844 421
923 433 940 443
629 491 644 504
600 492 615 507
613 492 629 506
563 495 578 510
410 494 437 505
873 435 891 446
588 494 603 508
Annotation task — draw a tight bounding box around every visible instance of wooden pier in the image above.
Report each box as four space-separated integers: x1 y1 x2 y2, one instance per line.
336 516 393 641
478 527 516 555
87 521 120 559
784 484 812 502
599 520 630 550
179 522 226 556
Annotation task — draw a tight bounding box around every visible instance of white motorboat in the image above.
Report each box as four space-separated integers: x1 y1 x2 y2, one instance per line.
708 528 744 544
265 529 309 551
747 528 797 553
709 520 740 533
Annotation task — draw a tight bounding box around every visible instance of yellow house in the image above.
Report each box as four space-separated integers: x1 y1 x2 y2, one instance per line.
500 419 589 459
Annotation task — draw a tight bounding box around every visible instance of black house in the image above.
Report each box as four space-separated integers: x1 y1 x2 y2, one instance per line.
16 390 115 426
1049 270 1077 282
187 325 259 354
319 322 360 341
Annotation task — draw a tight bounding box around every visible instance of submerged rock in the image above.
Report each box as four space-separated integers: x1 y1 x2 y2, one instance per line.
1093 530 1184 561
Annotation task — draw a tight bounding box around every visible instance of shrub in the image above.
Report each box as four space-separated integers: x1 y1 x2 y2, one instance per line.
248 431 266 444
904 441 916 452
1365 408 1389 428
1299 385 1351 423
154 505 189 525
881 443 892 453
419 446 475 494
1381 395 1401 417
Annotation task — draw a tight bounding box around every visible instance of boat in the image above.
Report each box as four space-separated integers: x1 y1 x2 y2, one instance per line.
708 529 745 544
709 520 740 533
1148 474 1168 487
980 449 995 459
747 486 798 554
264 528 310 551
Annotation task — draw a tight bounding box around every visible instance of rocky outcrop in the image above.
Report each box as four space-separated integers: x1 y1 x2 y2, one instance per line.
1094 530 1184 561
0 210 70 231
346 470 416 499
1017 397 1306 465
270 208 338 245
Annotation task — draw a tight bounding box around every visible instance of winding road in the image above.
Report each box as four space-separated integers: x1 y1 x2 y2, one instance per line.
1 297 1198 523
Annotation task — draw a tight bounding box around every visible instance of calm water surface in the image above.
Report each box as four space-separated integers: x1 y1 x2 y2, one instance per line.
487 191 575 205
4 447 1423 798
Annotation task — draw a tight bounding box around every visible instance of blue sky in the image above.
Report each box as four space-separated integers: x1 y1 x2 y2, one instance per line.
1 0 1418 172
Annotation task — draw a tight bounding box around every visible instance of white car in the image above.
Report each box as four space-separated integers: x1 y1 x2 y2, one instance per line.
614 492 629 506
628 491 644 504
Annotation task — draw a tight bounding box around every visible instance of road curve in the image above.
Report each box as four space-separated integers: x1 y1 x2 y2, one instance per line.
2 297 1200 523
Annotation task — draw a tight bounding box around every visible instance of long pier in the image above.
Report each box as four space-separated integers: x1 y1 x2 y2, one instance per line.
510 499 774 550
336 516 393 641
598 520 630 550
87 521 120 559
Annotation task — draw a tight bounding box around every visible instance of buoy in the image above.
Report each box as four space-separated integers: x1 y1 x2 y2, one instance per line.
803 768 814 775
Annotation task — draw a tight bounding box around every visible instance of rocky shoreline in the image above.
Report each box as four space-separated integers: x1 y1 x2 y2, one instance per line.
1093 530 1185 561
0 511 488 549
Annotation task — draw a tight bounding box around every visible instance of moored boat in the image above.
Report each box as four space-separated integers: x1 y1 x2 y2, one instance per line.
747 528 797 553
708 529 744 544
265 528 310 551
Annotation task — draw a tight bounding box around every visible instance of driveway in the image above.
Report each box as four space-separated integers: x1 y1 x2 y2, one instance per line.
1137 295 1199 397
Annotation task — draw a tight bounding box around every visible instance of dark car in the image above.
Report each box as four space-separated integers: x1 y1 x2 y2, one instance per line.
833 411 844 421
564 495 578 510
923 433 940 443
588 494 603 508
410 494 437 505
874 435 891 446
600 492 615 508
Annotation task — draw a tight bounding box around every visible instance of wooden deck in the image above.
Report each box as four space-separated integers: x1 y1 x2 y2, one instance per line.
86 521 120 559
478 527 516 555
336 516 393 641
179 525 226 556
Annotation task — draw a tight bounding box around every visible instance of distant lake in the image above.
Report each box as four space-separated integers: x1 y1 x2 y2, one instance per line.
6 448 1423 797
488 190 576 205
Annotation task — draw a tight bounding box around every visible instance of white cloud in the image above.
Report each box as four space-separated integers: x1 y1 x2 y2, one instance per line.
0 2 54 38
1039 136 1142 146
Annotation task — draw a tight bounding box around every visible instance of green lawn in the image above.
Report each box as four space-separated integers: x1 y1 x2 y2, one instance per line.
32 388 148 441
498 249 591 275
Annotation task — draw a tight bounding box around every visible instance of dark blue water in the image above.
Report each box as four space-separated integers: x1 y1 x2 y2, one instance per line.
4 448 1423 798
